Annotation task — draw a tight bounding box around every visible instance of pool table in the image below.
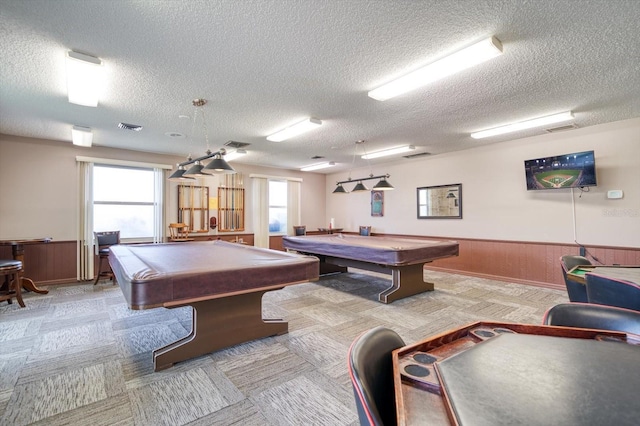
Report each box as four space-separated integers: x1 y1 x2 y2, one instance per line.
282 234 459 303
109 240 318 371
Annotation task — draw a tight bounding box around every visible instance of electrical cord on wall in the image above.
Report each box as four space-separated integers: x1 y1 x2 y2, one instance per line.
571 188 602 264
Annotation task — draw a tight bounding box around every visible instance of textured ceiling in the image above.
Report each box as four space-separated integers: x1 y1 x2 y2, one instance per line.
1 0 639 173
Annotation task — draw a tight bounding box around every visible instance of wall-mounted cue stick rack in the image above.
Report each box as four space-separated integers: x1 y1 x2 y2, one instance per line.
218 173 245 232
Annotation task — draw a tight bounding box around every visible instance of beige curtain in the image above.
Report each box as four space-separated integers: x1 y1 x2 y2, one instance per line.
77 160 94 281
287 180 301 235
252 176 269 248
153 167 165 243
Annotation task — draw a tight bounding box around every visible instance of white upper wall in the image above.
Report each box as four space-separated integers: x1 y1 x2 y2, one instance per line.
325 118 640 248
0 135 326 240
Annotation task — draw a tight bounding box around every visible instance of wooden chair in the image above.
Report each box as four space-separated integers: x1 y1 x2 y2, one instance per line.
94 231 120 285
168 223 194 242
0 259 24 307
359 226 372 236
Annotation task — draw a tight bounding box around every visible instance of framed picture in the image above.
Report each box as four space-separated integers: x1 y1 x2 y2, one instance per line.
371 190 384 217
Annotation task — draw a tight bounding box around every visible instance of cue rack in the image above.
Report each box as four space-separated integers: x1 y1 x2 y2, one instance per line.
177 185 209 233
217 173 245 232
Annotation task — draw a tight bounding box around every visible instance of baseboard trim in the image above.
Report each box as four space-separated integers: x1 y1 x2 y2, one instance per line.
424 266 565 291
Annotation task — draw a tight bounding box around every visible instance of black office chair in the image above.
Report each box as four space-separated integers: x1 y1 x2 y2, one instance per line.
348 326 405 426
94 231 120 285
543 302 640 336
560 255 591 302
586 273 640 312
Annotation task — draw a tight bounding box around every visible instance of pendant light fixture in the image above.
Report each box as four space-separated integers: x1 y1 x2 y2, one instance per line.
333 140 395 194
167 98 236 181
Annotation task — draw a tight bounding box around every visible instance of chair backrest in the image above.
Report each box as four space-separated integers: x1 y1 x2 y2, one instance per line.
586 273 640 311
94 231 120 252
560 255 592 272
560 255 592 303
348 326 405 426
543 302 640 336
169 223 191 241
293 225 306 236
359 226 371 236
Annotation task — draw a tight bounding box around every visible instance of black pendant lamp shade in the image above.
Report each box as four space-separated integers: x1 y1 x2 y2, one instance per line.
183 160 207 177
168 165 195 181
352 181 369 192
202 155 235 174
373 177 394 190
333 183 348 194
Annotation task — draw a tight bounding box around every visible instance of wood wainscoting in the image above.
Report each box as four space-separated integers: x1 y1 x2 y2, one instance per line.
0 240 77 285
269 234 640 291
2 236 638 289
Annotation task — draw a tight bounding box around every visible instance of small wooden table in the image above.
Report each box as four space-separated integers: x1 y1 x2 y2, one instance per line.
393 321 640 425
0 238 51 294
567 265 640 285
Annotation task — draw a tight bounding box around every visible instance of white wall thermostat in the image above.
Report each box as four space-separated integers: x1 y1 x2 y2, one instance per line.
607 190 623 199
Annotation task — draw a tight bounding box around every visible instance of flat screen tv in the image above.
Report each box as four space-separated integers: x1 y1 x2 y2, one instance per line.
524 150 597 190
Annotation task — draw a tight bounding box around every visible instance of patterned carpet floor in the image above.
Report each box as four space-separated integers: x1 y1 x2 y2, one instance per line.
0 270 567 425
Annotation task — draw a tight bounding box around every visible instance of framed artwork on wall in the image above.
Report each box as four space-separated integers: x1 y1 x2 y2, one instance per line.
371 190 384 217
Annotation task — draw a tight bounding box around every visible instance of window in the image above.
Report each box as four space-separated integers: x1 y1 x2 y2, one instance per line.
93 165 156 239
268 180 287 233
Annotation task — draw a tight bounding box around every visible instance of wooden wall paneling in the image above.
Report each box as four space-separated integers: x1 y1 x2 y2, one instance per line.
269 235 284 251
4 237 636 288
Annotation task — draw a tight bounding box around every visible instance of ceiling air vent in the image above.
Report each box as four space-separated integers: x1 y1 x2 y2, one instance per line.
224 140 251 148
118 122 143 131
545 123 578 133
404 152 431 159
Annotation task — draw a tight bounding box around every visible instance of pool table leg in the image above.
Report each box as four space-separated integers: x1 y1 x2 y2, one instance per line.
379 263 434 304
153 289 287 371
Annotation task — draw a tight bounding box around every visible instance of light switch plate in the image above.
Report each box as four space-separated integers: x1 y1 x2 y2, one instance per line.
607 190 623 199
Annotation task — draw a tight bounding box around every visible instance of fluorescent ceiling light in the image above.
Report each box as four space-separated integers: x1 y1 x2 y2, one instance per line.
300 161 335 172
66 51 103 107
361 145 415 159
224 149 247 162
470 111 575 139
368 36 503 101
72 125 93 147
266 118 322 142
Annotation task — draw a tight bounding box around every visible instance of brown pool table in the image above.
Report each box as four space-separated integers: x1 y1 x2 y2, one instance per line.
109 240 318 371
282 234 459 303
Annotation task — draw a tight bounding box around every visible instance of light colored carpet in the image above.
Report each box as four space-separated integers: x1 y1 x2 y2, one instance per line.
0 269 567 425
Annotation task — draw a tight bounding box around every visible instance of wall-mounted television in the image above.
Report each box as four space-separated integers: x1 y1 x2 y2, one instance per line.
524 150 597 190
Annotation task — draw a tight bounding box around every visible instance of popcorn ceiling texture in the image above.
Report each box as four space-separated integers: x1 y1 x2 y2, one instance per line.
1 0 639 172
